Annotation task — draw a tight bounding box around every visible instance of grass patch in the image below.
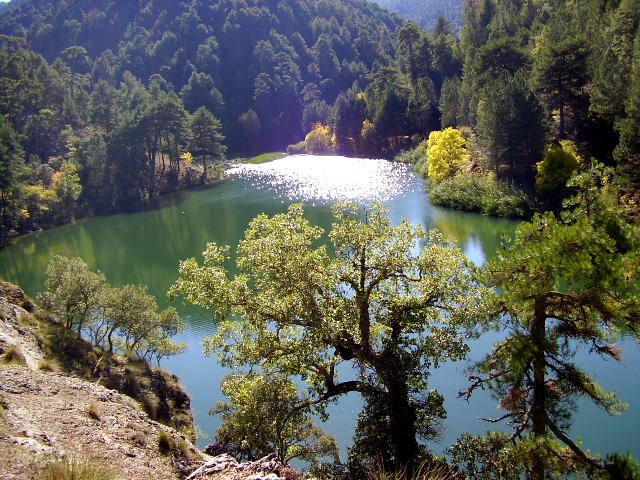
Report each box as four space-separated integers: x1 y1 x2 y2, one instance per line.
427 174 534 219
0 398 7 420
157 430 175 455
368 459 459 480
1 345 27 366
38 358 58 371
176 438 202 461
242 152 287 164
86 401 101 421
130 431 147 447
37 456 119 480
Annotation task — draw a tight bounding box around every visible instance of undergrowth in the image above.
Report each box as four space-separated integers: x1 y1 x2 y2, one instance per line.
427 174 534 219
37 456 119 480
242 152 287 164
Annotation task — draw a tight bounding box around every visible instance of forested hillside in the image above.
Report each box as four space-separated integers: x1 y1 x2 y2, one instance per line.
0 0 401 153
406 0 640 219
372 0 464 31
1 0 639 238
0 0 414 240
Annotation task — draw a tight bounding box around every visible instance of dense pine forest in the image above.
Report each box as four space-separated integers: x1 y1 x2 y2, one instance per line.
372 0 464 31
1 0 637 240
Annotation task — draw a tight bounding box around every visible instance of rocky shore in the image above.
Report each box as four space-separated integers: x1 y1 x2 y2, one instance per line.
0 282 303 480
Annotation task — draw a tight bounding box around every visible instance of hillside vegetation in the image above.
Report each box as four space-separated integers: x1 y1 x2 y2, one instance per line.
0 0 637 238
0 0 401 154
372 0 464 31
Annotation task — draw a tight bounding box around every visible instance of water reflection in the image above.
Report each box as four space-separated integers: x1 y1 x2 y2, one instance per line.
230 155 418 204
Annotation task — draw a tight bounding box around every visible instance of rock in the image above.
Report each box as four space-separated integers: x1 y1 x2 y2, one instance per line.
0 365 194 479
185 453 303 480
0 284 44 370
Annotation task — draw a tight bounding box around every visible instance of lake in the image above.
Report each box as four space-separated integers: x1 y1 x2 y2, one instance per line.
0 154 638 462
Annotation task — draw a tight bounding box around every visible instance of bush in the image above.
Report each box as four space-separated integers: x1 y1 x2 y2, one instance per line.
286 141 306 155
157 430 175 455
37 456 118 480
394 141 427 165
1 345 27 366
428 174 534 219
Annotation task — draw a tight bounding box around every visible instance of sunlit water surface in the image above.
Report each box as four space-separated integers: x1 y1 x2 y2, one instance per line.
0 155 637 463
229 155 416 203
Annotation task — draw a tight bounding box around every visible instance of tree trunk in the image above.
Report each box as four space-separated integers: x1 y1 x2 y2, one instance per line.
382 369 419 469
530 299 547 480
202 156 208 184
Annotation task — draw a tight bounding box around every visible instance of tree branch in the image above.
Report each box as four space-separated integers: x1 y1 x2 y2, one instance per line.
546 417 602 472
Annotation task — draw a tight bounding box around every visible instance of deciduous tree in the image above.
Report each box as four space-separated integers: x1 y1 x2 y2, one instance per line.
212 372 338 466
426 127 470 181
40 255 107 333
304 122 334 154
169 202 491 469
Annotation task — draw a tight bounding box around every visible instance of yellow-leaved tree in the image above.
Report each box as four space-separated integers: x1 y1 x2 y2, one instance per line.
426 127 470 181
305 123 334 154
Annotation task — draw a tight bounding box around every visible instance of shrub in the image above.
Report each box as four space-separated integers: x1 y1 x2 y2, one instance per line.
86 402 101 421
157 430 175 455
37 456 118 480
394 141 427 165
1 345 27 366
286 141 306 155
428 174 534 219
535 140 582 208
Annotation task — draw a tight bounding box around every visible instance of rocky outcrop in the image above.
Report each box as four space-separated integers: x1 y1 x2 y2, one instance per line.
0 282 306 480
0 282 42 369
0 281 202 479
186 453 303 480
0 365 202 479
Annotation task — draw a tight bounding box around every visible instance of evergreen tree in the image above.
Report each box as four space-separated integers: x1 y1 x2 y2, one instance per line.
476 73 547 185
189 106 226 184
0 113 24 241
439 76 464 128
533 34 588 140
462 164 640 479
613 29 640 189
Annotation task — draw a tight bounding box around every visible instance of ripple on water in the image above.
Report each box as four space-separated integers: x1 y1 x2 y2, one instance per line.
228 155 417 204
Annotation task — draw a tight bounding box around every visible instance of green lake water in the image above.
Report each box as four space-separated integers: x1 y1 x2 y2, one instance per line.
0 155 637 460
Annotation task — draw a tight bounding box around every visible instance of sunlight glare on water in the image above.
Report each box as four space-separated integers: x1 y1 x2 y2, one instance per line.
228 155 417 203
